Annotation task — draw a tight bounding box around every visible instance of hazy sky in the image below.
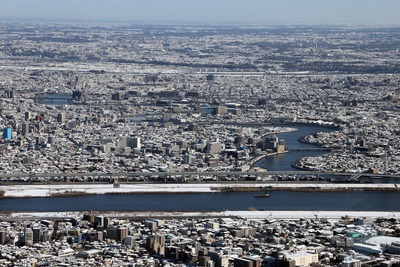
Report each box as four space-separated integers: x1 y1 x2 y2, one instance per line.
2 0 400 25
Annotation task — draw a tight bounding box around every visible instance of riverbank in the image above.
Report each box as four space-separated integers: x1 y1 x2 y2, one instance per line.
247 150 289 166
1 182 399 198
244 127 295 166
2 210 399 221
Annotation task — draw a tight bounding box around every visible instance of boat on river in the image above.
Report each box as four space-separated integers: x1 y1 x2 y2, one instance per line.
254 193 270 198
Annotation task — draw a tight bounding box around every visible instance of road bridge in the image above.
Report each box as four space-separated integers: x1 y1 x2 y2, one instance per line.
288 148 331 152
0 170 399 180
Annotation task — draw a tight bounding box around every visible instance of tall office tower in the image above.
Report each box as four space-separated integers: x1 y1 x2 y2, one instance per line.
24 111 31 121
22 122 29 136
0 230 7 244
94 216 105 228
130 137 141 149
24 228 34 246
106 226 117 240
3 127 12 140
117 226 129 242
57 113 66 123
32 227 42 243
124 236 136 248
146 234 165 256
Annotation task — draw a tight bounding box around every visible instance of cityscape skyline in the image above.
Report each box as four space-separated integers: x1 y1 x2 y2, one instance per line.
1 0 400 25
0 12 400 266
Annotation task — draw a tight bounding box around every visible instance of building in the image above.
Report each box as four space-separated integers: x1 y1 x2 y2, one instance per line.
0 230 7 245
32 227 42 243
214 106 228 116
340 257 362 267
47 136 55 145
117 226 129 242
234 256 261 267
24 111 31 121
279 250 319 267
94 216 109 228
183 154 196 164
72 91 84 102
111 92 121 101
352 242 382 255
206 141 222 154
262 135 286 153
208 251 230 267
124 235 136 248
24 228 33 246
2 127 12 140
21 123 29 136
57 113 66 123
385 242 400 254
106 226 117 241
146 234 165 256
120 136 141 149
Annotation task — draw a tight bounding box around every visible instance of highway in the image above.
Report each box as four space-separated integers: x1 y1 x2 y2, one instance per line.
0 170 399 180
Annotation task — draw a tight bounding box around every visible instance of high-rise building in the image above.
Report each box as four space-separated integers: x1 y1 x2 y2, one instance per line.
120 136 141 149
24 228 33 246
206 141 222 154
2 127 12 140
72 91 84 101
24 111 31 121
57 113 66 123
32 227 42 243
146 234 165 256
94 216 105 227
106 226 117 240
0 230 8 244
124 236 136 248
117 227 129 242
111 92 121 101
21 123 29 136
47 136 55 145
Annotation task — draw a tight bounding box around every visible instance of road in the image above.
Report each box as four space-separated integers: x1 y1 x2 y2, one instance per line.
0 170 399 180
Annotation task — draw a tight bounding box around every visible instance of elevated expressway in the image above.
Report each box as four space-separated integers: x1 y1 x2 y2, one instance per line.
0 170 398 183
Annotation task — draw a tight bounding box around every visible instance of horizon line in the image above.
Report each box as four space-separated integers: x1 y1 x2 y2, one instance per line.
1 16 400 28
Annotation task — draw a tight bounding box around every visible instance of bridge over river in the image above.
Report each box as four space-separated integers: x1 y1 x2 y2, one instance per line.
0 170 399 183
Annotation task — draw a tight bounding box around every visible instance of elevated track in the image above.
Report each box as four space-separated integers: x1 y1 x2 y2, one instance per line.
0 170 399 181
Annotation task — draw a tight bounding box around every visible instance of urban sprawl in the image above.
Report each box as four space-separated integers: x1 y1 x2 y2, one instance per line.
0 22 400 266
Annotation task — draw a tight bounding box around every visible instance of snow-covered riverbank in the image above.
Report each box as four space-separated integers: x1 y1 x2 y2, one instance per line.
4 210 400 220
1 182 398 198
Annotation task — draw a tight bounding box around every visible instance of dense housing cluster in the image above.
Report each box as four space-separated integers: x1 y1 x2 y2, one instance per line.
0 20 400 267
0 214 400 266
0 23 400 182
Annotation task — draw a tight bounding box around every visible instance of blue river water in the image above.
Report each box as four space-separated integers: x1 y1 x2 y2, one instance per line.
254 124 334 171
1 124 397 212
36 93 71 105
1 191 399 212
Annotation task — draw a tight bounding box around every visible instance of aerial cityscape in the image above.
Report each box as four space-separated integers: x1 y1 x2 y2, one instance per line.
0 14 400 267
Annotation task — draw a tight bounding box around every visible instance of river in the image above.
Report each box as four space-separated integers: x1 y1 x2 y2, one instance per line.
0 191 398 212
253 124 334 171
2 124 397 212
